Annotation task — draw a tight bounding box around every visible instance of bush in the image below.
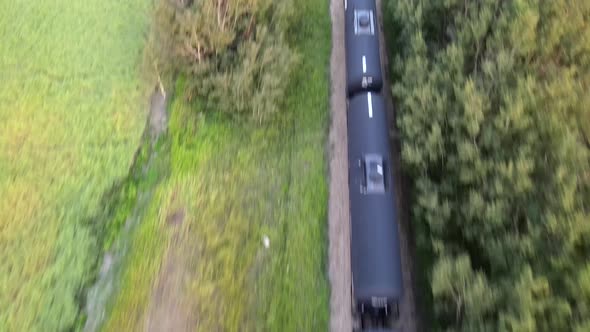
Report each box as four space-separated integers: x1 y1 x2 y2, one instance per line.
385 0 590 330
149 0 298 122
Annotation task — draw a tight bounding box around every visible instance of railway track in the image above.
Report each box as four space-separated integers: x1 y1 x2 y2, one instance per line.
328 0 418 331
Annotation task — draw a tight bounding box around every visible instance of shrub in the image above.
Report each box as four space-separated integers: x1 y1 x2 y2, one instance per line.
149 0 298 122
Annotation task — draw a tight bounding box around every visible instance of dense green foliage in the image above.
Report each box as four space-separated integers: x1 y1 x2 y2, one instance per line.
1 0 329 330
385 0 590 330
100 0 331 330
0 1 151 330
150 0 298 122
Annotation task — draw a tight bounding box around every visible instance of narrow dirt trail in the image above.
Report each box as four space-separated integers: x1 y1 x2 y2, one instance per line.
327 0 353 330
328 0 419 331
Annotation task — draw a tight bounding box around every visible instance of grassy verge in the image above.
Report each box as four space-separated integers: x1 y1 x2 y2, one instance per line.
0 1 152 330
101 0 332 330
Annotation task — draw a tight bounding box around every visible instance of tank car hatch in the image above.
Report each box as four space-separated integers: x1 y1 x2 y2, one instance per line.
363 154 385 194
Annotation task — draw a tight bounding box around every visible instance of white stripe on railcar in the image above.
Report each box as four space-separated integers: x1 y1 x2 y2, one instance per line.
368 92 373 118
362 55 367 73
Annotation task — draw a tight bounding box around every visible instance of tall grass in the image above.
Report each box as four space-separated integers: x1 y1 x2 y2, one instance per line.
102 0 332 330
0 0 152 330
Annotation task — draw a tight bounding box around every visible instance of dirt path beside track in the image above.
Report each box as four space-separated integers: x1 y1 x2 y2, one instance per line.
327 0 419 331
327 0 353 330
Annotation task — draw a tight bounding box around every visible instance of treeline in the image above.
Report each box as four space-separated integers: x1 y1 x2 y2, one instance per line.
148 0 298 122
384 0 590 330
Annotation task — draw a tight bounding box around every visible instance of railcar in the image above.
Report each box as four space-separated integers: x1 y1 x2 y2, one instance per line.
345 0 383 96
347 92 403 330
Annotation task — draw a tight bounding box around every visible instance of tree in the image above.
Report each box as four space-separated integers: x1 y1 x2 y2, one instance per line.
385 0 590 330
432 254 497 331
149 0 298 122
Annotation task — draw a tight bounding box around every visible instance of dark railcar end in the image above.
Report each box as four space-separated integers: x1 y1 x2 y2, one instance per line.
345 0 383 96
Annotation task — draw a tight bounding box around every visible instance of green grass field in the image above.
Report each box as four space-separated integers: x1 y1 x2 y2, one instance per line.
0 0 152 330
100 0 332 330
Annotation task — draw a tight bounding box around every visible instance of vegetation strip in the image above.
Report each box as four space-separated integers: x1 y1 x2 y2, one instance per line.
100 0 332 330
0 1 152 330
384 0 590 330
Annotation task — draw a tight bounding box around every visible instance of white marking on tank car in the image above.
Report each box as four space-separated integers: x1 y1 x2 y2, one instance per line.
368 92 373 118
344 0 347 10
362 55 367 73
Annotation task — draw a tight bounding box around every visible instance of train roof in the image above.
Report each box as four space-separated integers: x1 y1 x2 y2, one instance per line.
348 92 403 301
345 0 383 95
346 0 378 11
349 191 404 300
347 92 390 156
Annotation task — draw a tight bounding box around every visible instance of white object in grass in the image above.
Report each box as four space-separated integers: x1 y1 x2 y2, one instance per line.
263 235 270 249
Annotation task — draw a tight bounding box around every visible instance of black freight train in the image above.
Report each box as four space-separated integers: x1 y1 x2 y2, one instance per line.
344 0 404 331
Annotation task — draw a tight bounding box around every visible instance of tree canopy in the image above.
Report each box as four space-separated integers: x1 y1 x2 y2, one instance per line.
385 0 590 330
150 0 298 122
